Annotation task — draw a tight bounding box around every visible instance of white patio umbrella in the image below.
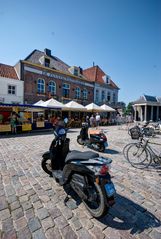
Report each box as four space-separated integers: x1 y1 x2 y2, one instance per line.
100 104 116 112
33 100 45 106
63 100 86 111
85 103 105 112
41 98 65 109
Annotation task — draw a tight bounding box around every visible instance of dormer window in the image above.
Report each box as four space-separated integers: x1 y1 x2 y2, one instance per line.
68 66 80 76
45 58 50 67
102 75 111 84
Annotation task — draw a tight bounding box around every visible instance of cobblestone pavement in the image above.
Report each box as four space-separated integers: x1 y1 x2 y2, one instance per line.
0 125 161 239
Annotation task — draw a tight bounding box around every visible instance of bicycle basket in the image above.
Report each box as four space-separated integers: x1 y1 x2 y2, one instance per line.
129 126 140 139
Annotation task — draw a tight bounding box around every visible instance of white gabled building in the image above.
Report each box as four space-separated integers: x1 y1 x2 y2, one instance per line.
0 63 24 104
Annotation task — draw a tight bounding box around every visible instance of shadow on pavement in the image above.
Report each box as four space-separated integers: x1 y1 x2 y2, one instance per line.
63 188 160 235
105 148 120 155
99 193 160 235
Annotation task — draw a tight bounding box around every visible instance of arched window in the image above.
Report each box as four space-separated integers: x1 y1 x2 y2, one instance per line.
75 87 80 99
82 88 88 100
48 81 56 95
37 79 45 93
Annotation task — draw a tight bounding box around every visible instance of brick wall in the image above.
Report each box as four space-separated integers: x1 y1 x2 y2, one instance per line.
22 63 94 105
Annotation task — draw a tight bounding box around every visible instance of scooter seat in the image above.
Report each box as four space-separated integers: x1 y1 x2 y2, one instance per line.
65 150 99 163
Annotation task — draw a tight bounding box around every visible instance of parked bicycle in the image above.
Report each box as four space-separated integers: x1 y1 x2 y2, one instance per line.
123 126 161 169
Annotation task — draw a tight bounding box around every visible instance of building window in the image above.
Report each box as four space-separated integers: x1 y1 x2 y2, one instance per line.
8 85 16 95
75 87 80 99
82 88 88 100
45 58 50 67
48 81 56 95
96 89 99 103
113 93 116 103
37 79 45 93
107 92 111 102
102 91 105 102
63 83 70 98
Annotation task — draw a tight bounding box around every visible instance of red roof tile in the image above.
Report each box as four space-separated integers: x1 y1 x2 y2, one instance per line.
0 63 19 80
83 65 119 89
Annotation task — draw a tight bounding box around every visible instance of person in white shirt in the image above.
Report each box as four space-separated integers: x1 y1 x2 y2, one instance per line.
96 113 101 127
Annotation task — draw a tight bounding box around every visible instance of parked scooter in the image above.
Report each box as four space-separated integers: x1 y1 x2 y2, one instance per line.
41 126 115 218
77 123 108 152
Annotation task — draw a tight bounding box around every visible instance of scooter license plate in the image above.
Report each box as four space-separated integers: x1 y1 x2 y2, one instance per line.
104 142 108 147
105 182 116 197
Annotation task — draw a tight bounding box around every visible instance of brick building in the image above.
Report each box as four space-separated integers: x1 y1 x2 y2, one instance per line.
15 49 94 105
83 65 119 107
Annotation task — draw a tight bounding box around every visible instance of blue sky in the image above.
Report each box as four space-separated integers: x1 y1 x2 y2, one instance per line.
0 0 161 104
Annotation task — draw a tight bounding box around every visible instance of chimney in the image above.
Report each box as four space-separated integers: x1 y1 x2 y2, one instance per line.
93 62 95 67
79 66 83 74
44 48 51 56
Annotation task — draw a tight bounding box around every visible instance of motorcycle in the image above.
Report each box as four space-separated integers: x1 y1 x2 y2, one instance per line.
77 123 108 152
41 126 115 218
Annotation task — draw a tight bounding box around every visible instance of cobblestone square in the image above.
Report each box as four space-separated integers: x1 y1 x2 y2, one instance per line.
0 125 161 239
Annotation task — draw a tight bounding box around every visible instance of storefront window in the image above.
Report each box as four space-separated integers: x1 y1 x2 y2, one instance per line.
75 87 80 99
37 79 45 93
48 81 56 95
63 83 70 98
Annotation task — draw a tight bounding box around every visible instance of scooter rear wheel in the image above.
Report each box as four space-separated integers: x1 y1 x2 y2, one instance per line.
41 157 52 176
98 144 105 152
83 182 108 218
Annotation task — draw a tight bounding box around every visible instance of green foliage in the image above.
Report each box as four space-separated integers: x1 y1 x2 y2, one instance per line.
124 102 133 115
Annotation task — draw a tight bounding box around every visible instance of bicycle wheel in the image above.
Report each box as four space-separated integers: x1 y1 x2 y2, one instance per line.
127 143 152 168
123 143 134 159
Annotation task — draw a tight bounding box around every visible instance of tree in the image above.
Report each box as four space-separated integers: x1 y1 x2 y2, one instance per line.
124 102 133 115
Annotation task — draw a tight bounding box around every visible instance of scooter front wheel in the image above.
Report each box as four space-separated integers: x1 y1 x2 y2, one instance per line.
41 157 52 176
83 182 108 218
77 136 84 145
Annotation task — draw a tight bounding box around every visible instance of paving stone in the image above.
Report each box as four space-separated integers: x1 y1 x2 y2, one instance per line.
28 217 41 233
76 228 94 239
45 227 62 239
1 218 14 233
41 216 55 232
61 225 77 239
1 230 17 239
89 225 105 239
0 196 8 210
14 216 27 230
11 207 24 220
32 229 46 239
54 215 69 229
0 209 11 221
36 207 50 220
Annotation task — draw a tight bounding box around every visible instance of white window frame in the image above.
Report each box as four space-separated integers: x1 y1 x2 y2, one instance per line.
48 81 56 95
82 88 88 100
8 85 16 95
75 87 81 99
37 78 45 93
63 83 70 98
